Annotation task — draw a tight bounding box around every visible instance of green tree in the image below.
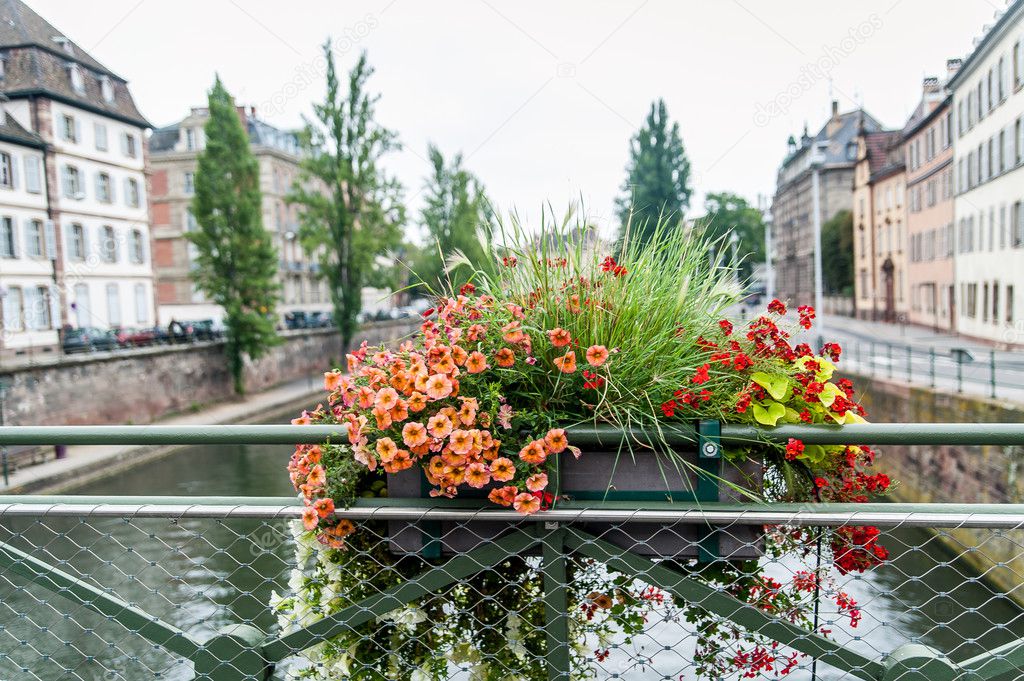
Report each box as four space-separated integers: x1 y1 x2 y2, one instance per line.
701 192 766 280
615 98 692 245
821 209 854 296
188 77 279 395
288 45 403 350
413 144 492 292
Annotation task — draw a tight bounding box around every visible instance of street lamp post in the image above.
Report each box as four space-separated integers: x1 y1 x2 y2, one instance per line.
809 142 827 345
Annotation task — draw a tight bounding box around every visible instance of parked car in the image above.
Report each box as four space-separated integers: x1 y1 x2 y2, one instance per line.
114 326 160 348
184 319 221 341
307 311 332 328
284 311 309 330
62 327 119 353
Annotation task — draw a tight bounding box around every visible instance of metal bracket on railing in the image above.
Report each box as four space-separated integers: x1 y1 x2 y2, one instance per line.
696 420 722 563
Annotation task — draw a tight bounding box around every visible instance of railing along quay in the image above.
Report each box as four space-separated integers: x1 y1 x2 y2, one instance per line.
0 423 1022 681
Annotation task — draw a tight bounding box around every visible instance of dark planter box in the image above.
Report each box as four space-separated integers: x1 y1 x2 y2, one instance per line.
386 425 763 561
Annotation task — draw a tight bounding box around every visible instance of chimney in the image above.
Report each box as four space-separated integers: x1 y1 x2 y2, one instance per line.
831 100 839 119
922 76 940 94
946 58 963 80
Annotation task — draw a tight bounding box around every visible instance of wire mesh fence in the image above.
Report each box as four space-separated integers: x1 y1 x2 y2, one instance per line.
2 502 1024 681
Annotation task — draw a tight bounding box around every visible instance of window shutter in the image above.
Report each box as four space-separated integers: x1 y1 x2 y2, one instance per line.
109 176 116 204
74 118 82 144
23 218 33 256
24 156 40 193
120 133 127 155
8 218 18 258
95 172 102 200
9 153 17 190
49 284 61 329
44 219 56 260
82 224 91 260
123 177 130 206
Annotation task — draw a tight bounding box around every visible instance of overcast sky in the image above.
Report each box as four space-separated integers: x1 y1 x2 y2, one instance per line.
33 0 1000 238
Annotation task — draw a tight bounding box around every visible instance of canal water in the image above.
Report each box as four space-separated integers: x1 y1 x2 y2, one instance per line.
2 411 1023 680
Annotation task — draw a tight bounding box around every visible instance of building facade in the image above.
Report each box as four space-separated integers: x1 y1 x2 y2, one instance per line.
852 127 906 322
949 0 1024 344
771 101 881 307
0 0 154 357
903 72 957 331
148 106 330 325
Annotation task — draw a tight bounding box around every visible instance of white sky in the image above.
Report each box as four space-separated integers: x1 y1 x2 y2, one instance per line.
33 0 1000 239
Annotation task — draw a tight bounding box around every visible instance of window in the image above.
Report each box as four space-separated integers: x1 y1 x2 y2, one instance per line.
994 283 1001 324
94 122 108 151
25 219 43 257
100 75 114 103
100 225 117 262
68 63 84 93
61 165 82 198
68 223 85 260
184 171 195 195
24 155 41 193
1000 57 1007 102
1009 286 1015 324
61 114 78 143
73 283 90 327
0 216 14 257
1016 41 1022 89
0 152 12 189
967 283 978 318
125 177 141 208
134 283 148 324
129 229 145 264
106 283 121 327
185 127 196 151
23 286 51 330
983 284 989 322
96 172 113 203
121 132 137 158
2 286 23 331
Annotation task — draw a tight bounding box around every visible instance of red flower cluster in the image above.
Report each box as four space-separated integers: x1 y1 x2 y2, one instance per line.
797 305 815 330
600 255 628 277
831 525 889 574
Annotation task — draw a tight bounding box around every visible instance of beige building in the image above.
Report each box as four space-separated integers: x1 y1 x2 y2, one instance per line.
853 126 906 322
771 101 882 307
148 107 329 325
904 73 956 331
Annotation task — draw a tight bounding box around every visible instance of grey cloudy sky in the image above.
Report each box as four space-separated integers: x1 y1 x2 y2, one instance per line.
34 0 999 237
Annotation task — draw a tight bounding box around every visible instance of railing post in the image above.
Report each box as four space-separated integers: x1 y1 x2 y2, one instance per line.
906 345 913 383
540 524 571 681
929 347 936 388
957 352 964 394
870 341 876 376
887 343 894 380
990 350 997 399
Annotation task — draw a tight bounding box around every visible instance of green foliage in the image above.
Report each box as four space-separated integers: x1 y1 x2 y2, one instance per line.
288 45 404 349
821 209 854 296
411 144 493 293
614 98 692 247
700 191 766 281
187 76 279 395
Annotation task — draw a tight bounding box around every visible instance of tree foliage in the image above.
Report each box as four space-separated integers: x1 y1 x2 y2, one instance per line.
615 98 692 246
412 144 492 292
821 209 854 296
288 45 403 349
188 76 279 395
701 192 766 281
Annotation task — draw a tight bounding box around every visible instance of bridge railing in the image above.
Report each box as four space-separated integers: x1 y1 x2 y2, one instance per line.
1 424 1023 681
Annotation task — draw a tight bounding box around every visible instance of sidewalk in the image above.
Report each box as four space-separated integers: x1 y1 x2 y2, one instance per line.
1 374 324 494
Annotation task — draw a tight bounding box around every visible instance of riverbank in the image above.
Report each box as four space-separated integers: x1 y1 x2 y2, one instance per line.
1 374 320 494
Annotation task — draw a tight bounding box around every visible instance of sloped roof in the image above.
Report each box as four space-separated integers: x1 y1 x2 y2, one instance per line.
0 109 42 147
0 0 149 127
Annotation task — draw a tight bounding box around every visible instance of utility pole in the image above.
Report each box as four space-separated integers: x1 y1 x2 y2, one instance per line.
810 142 827 344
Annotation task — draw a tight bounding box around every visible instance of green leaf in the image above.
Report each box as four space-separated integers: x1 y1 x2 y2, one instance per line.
752 400 786 426
750 371 789 401
818 382 843 408
803 444 829 464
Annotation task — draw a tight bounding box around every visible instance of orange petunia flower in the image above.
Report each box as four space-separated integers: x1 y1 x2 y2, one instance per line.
466 324 487 341
425 373 454 400
291 413 312 426
374 387 399 411
357 387 376 409
466 351 488 374
312 497 335 518
490 457 516 482
390 400 409 423
432 354 456 375
324 371 342 391
301 506 319 531
495 348 516 367
383 449 414 473
306 464 326 487
372 406 392 430
585 345 609 367
449 429 474 455
427 414 454 439
502 321 524 343
526 472 549 492
513 492 541 514
553 350 577 373
488 485 518 507
544 428 568 454
451 345 468 367
465 462 491 488
402 422 428 448
376 437 399 461
547 327 572 347
407 391 428 412
519 440 547 464
458 402 477 426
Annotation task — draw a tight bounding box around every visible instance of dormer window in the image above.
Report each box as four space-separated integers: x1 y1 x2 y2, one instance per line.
68 63 85 94
100 75 114 103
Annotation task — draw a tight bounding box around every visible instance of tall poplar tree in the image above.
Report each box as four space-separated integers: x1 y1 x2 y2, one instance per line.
615 99 692 246
288 45 403 350
188 77 279 395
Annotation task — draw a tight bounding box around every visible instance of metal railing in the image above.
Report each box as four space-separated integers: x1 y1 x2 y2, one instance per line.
1 424 1023 681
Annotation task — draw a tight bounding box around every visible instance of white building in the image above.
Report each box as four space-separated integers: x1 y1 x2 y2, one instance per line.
0 0 154 357
950 0 1024 343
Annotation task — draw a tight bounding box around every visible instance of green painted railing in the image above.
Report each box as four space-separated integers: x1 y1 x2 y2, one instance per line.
1 422 1023 680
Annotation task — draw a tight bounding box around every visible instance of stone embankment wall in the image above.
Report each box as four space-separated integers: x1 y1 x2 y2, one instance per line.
851 373 1024 605
0 321 417 427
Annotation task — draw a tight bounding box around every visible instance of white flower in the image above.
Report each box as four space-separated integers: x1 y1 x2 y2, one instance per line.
378 606 427 632
410 667 431 681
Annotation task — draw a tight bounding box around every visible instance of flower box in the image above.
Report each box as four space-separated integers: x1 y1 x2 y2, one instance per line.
386 424 763 560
